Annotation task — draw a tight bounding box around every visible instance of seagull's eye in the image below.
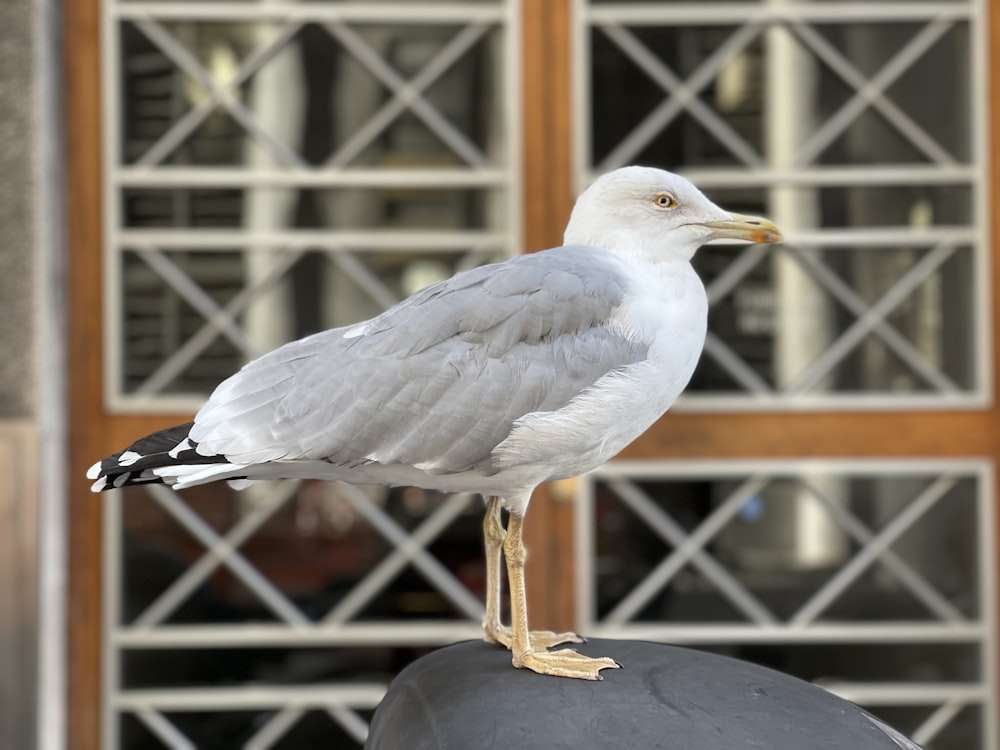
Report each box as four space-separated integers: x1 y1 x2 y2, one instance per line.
654 193 677 209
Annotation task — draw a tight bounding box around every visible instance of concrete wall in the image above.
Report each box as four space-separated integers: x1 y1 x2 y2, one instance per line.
0 0 40 748
0 422 38 750
0 0 37 418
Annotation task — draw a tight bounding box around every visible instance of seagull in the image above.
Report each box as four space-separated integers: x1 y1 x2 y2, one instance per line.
88 166 782 680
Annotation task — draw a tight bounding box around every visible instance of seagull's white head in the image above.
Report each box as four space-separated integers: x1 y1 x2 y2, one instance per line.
563 166 782 261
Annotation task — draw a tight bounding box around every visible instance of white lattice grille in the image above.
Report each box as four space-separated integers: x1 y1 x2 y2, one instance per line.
574 0 988 408
104 0 521 412
105 482 488 749
574 459 996 749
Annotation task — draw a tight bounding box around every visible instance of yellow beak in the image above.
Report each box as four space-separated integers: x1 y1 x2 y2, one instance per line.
701 213 783 244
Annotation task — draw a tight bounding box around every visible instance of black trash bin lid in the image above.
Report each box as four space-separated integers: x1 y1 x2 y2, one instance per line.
365 639 921 750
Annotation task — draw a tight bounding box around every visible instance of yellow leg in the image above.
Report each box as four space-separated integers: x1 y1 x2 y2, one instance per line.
481 497 582 650
481 496 507 645
504 512 620 680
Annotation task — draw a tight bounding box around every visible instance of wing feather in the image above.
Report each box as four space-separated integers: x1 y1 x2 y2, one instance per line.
191 246 648 472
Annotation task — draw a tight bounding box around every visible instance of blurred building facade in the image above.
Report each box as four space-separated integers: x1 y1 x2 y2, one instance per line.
1 0 58 749
2 1 997 749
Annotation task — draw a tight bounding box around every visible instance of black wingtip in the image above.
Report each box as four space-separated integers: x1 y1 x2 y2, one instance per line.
86 421 228 491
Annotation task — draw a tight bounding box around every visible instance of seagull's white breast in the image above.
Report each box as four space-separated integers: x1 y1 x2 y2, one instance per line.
613 258 708 406
490 257 708 493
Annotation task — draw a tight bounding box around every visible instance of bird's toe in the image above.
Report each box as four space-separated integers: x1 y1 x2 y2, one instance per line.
513 648 621 680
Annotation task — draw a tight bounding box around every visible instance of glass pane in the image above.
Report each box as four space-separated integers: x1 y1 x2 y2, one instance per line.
583 462 989 750
110 9 516 409
686 243 975 397
114 481 486 749
582 8 982 405
592 473 980 624
118 244 506 396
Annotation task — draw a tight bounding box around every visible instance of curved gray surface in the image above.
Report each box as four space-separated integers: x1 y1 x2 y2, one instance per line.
366 639 921 750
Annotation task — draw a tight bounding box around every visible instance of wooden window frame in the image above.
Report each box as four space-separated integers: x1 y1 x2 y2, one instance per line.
64 1 1000 748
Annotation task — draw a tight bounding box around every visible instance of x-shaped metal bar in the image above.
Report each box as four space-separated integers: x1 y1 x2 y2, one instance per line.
134 248 304 395
138 480 480 627
245 707 307 750
789 475 957 626
787 240 958 393
247 705 370 748
323 248 401 311
134 707 196 750
133 19 305 168
603 477 777 626
323 21 490 168
798 477 966 622
790 18 956 167
702 332 774 394
320 242 507 318
322 490 477 625
705 243 772 307
697 243 777 393
786 244 960 392
336 484 484 621
602 472 964 629
147 483 309 625
597 23 766 172
911 697 967 746
692 239 962 395
131 482 298 628
603 475 771 625
134 242 495 396
327 705 371 745
133 244 259 360
140 700 371 750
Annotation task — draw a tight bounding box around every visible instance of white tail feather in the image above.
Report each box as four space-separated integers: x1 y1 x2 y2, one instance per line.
153 463 252 490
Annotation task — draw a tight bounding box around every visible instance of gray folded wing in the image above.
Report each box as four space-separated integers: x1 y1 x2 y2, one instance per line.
190 246 650 472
